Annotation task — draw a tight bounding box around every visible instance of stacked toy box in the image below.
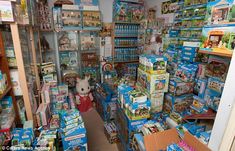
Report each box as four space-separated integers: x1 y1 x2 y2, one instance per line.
59 109 87 151
137 54 170 113
116 84 148 150
94 83 117 121
164 61 198 120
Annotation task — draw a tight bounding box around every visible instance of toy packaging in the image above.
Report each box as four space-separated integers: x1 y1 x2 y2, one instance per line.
118 84 133 108
169 112 182 124
11 128 34 150
164 93 193 114
104 121 119 144
169 78 194 96
183 122 206 136
190 95 208 114
205 0 235 26
36 103 50 127
207 77 224 94
137 68 169 94
131 133 146 151
174 62 198 82
139 54 168 74
126 99 151 120
204 88 221 111
194 78 207 98
200 26 235 53
140 120 164 136
129 89 147 103
198 130 211 145
205 56 230 82
148 92 164 113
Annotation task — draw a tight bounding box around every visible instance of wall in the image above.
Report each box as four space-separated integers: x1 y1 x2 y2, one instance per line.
208 51 235 151
99 0 114 23
145 0 175 23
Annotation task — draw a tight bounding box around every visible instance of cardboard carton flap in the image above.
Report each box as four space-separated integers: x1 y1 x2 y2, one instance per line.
144 128 181 151
184 132 211 151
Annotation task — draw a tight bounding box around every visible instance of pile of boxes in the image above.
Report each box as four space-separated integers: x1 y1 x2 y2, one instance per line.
137 54 170 113
94 83 117 121
59 109 87 150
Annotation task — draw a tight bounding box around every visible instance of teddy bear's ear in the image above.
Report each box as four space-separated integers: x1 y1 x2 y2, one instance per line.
85 75 90 81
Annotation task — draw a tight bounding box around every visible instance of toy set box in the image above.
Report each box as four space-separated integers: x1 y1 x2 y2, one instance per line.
207 77 224 94
126 99 151 120
59 109 87 151
33 130 57 151
36 103 50 127
204 88 221 111
139 54 168 74
181 46 198 63
169 78 194 96
164 93 193 114
190 95 208 114
104 121 119 144
129 89 147 103
118 84 133 108
194 78 208 98
174 62 198 82
137 68 169 94
11 128 34 150
205 56 230 82
132 133 146 151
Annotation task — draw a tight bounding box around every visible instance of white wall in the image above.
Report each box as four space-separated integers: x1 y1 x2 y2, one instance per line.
208 51 235 151
99 0 114 23
145 0 175 23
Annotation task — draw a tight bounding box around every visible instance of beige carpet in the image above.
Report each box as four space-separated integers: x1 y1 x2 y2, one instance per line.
81 108 118 151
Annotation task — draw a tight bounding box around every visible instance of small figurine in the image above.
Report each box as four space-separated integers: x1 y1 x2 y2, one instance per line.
59 33 70 50
75 75 94 112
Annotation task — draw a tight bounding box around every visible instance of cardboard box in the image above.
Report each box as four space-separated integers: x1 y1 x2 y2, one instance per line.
144 128 211 151
137 68 169 94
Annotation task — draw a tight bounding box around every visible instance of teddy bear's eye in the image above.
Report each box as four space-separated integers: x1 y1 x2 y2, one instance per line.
88 87 90 90
81 88 84 91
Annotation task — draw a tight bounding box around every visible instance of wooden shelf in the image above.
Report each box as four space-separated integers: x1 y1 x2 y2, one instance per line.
0 85 12 100
198 49 233 58
115 36 138 38
115 22 141 24
114 60 139 63
115 45 138 48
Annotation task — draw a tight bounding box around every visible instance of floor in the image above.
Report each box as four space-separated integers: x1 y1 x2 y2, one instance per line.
81 108 118 151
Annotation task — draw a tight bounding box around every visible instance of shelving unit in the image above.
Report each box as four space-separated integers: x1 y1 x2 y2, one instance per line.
0 30 20 125
198 49 233 58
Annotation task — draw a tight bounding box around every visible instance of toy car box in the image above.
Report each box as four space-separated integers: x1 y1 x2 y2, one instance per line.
139 54 167 74
169 78 194 96
137 68 169 94
174 62 198 82
164 93 193 114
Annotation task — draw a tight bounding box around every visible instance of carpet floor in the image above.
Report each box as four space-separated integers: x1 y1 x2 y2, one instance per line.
81 108 118 151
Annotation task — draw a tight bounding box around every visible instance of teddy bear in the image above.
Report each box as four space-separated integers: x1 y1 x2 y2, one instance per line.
75 76 94 112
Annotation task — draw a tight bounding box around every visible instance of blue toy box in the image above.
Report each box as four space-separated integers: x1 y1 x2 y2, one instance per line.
204 88 221 111
164 93 193 114
207 77 224 95
132 133 146 151
169 78 194 96
174 62 198 82
194 78 207 98
190 95 208 114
